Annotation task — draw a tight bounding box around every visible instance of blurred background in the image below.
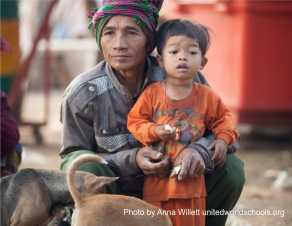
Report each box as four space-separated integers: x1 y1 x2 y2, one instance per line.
1 0 292 226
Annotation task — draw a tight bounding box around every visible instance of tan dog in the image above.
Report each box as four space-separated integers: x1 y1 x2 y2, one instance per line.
67 154 173 226
0 155 111 226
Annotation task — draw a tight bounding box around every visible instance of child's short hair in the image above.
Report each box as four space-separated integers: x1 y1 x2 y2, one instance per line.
157 19 211 57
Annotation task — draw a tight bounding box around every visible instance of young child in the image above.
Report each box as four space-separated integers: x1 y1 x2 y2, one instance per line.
127 19 239 226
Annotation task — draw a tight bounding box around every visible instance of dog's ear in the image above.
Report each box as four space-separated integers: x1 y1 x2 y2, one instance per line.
86 176 119 195
96 176 119 188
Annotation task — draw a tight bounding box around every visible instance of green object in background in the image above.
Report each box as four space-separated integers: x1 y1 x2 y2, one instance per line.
0 76 14 94
1 0 19 19
0 0 19 94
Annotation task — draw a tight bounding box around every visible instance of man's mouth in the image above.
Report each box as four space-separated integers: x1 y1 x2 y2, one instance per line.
113 55 129 58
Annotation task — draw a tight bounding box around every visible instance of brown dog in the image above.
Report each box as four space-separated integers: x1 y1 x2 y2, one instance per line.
67 154 173 226
0 155 111 226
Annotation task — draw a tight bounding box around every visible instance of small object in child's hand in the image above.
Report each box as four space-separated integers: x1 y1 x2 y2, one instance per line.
176 128 181 140
164 124 173 132
173 165 182 175
156 152 162 158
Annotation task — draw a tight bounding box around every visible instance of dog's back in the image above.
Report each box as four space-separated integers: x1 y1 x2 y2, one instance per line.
1 168 68 226
76 194 173 226
67 154 173 226
1 163 114 226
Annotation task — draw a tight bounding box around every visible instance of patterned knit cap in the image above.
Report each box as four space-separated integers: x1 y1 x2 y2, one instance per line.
87 0 164 53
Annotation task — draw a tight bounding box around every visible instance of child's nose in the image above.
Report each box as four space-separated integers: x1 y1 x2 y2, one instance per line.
179 53 187 60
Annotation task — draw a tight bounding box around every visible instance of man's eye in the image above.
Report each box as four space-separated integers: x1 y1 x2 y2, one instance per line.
103 31 113 36
128 31 137 35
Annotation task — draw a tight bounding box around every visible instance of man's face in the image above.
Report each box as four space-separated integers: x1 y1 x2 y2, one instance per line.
100 15 148 72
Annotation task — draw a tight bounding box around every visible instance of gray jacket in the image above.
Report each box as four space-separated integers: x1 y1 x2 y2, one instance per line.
60 56 239 196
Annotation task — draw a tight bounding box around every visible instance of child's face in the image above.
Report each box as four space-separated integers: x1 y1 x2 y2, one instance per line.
157 35 207 81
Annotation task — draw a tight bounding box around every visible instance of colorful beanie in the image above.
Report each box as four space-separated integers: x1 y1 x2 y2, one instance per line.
87 0 164 53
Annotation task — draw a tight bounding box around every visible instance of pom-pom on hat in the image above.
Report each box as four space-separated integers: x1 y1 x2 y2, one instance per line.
87 0 164 54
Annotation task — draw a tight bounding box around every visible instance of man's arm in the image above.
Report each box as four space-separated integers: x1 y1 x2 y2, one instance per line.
97 148 144 191
60 90 144 187
186 136 215 174
60 93 97 157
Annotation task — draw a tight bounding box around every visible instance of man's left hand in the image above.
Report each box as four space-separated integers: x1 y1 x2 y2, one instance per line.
170 148 205 181
209 139 228 167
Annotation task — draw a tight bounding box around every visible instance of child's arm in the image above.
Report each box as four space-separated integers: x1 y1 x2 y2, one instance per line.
207 97 239 145
207 97 239 166
127 87 162 146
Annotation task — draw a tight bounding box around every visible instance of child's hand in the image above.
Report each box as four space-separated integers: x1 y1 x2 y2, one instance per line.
154 125 175 141
208 139 228 167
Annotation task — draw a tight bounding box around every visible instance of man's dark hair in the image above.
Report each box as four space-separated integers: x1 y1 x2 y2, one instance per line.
156 19 211 57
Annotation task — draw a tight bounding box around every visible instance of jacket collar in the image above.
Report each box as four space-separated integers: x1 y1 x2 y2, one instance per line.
105 56 152 108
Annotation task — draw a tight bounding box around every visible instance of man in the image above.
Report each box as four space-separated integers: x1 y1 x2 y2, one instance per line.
59 1 244 225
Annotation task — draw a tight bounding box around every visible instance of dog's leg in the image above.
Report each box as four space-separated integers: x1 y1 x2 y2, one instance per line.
10 196 53 226
47 208 67 226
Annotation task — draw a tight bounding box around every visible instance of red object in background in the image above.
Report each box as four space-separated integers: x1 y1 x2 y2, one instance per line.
166 0 292 125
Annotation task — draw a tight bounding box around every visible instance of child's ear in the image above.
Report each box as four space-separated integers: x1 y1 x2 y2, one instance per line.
200 57 208 70
156 54 164 68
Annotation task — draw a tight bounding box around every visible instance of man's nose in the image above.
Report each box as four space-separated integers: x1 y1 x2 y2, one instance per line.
113 34 127 49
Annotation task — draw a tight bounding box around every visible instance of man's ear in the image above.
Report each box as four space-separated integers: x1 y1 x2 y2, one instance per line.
156 54 164 68
146 45 151 54
200 57 208 70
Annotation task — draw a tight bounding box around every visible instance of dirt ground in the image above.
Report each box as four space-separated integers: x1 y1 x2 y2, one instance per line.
229 132 292 226
18 90 292 226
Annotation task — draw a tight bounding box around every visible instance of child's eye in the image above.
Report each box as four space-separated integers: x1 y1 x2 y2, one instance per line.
169 51 178 54
189 51 197 55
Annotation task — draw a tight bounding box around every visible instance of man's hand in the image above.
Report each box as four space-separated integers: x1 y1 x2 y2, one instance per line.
136 147 171 177
170 148 205 181
208 138 228 167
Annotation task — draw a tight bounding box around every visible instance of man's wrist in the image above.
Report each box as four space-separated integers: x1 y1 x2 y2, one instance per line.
187 142 214 174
